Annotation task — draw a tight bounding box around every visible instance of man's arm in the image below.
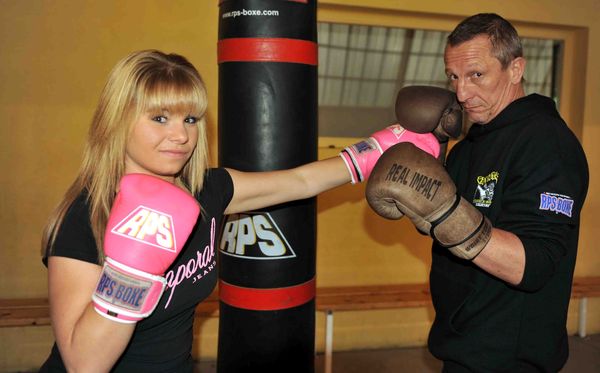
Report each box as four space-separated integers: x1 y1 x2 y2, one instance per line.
472 228 525 285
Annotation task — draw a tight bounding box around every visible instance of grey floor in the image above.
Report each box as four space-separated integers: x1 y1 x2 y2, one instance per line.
195 333 600 372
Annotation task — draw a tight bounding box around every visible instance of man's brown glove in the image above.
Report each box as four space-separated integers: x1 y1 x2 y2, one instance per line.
365 142 492 260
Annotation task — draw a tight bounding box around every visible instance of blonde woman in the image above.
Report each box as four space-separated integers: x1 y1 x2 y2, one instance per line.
39 49 451 372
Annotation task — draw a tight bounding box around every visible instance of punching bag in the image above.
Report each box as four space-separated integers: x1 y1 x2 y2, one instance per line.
217 1 318 372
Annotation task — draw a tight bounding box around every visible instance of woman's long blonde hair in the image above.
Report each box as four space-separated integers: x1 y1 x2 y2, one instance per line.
42 50 209 261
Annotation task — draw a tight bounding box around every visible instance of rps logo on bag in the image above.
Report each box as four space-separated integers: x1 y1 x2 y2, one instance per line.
219 212 296 260
110 205 176 252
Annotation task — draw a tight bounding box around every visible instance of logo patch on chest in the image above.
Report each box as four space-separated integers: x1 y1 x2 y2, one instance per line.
473 171 499 208
539 192 574 217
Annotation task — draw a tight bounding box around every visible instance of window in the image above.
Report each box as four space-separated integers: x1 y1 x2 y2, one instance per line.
318 22 562 137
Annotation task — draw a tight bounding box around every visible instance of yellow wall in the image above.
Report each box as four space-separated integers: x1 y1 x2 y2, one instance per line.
0 1 598 371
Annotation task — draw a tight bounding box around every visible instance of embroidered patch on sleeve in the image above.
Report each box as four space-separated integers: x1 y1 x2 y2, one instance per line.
539 192 574 217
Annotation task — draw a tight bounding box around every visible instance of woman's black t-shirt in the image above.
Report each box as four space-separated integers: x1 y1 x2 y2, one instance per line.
40 168 234 372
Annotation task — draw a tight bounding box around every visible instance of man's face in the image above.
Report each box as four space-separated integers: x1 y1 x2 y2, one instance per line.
444 35 524 124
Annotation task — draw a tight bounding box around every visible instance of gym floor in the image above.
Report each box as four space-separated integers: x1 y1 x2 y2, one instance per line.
195 333 600 373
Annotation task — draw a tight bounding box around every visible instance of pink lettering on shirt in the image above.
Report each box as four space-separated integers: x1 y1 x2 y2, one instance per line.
163 217 217 308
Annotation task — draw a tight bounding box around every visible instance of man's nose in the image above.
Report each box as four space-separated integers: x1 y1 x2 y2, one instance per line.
454 79 471 103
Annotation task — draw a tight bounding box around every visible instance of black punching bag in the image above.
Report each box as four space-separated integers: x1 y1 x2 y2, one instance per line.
217 1 318 372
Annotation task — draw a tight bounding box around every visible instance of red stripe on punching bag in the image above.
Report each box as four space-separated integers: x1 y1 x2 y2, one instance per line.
218 38 317 65
219 278 316 311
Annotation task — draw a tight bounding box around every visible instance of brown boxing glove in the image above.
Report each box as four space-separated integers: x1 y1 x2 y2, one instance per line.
395 86 463 162
365 142 492 260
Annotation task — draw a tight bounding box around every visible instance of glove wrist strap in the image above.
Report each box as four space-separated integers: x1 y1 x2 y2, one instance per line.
429 193 461 235
92 257 167 323
339 150 360 184
430 195 492 260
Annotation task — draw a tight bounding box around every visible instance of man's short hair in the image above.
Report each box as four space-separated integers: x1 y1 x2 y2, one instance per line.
447 13 523 69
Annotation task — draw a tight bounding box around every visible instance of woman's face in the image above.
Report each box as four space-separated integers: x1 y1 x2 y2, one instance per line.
125 109 199 183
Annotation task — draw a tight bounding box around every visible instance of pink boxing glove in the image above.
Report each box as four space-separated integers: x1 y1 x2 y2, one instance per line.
92 174 200 323
340 124 440 183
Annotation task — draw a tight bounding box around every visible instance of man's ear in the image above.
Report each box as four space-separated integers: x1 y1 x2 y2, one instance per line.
510 57 526 84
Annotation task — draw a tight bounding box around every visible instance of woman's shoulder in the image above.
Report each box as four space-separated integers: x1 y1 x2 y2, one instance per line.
194 168 234 216
205 167 232 184
198 168 233 197
48 190 99 265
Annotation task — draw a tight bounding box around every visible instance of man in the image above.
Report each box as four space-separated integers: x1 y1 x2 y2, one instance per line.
366 13 589 372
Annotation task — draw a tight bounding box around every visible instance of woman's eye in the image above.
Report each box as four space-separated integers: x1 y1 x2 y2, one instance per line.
185 116 199 125
152 116 167 124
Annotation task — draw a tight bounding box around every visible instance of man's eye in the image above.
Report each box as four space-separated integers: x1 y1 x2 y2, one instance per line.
473 72 483 78
152 116 167 124
447 74 457 81
185 116 199 125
